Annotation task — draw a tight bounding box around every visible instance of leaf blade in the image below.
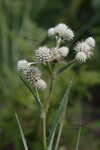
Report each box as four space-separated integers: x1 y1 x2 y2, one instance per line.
15 112 28 150
48 80 73 150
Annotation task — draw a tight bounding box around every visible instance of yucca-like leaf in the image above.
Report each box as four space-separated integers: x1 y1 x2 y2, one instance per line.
48 80 73 150
15 112 28 150
18 73 43 110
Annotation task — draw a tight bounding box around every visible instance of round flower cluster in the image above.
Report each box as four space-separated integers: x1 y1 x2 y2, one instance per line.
35 46 53 63
74 37 96 63
17 60 47 90
48 23 74 41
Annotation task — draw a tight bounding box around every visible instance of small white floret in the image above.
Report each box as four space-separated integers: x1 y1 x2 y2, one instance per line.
64 28 74 40
54 23 68 38
54 23 68 34
48 28 55 36
35 46 53 62
34 79 47 90
85 37 95 48
75 51 87 63
17 59 29 71
58 47 69 57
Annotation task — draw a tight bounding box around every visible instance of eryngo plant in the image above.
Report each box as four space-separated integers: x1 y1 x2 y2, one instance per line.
16 23 96 150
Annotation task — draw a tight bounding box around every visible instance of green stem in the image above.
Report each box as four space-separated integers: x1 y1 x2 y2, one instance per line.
54 120 64 150
41 111 47 150
45 62 54 113
34 88 47 149
75 126 81 150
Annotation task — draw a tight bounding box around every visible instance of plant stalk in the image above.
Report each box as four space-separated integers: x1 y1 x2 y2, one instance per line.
41 111 47 150
75 126 81 150
54 120 64 150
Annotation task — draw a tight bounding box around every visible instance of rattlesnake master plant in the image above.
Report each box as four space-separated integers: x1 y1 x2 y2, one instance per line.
16 23 96 150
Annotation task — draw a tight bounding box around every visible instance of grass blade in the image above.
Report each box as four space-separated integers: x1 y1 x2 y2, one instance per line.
48 127 56 150
75 126 81 150
54 120 64 150
48 80 73 150
15 112 28 150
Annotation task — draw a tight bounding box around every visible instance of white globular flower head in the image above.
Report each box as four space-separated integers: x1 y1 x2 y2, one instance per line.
54 23 68 35
64 28 74 40
48 28 55 36
85 37 96 48
26 66 41 84
17 59 30 72
34 79 47 90
54 23 74 40
75 51 87 63
74 41 90 52
74 41 94 62
35 46 53 62
58 47 69 57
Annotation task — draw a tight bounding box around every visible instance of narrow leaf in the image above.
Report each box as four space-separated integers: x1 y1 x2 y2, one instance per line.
54 120 64 150
48 127 56 150
75 126 81 150
48 80 73 150
15 112 28 150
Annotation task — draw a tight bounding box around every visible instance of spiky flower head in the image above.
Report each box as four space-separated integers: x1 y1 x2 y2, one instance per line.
63 28 74 40
85 37 95 48
34 79 47 90
26 66 41 84
17 59 30 72
54 23 74 40
74 41 90 52
75 51 87 63
74 40 95 63
35 46 53 62
54 23 68 36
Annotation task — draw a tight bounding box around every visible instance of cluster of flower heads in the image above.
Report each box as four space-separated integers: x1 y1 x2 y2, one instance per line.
35 23 95 63
17 23 96 90
35 23 74 63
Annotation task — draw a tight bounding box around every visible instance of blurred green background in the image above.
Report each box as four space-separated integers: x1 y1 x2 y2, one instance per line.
0 0 100 149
